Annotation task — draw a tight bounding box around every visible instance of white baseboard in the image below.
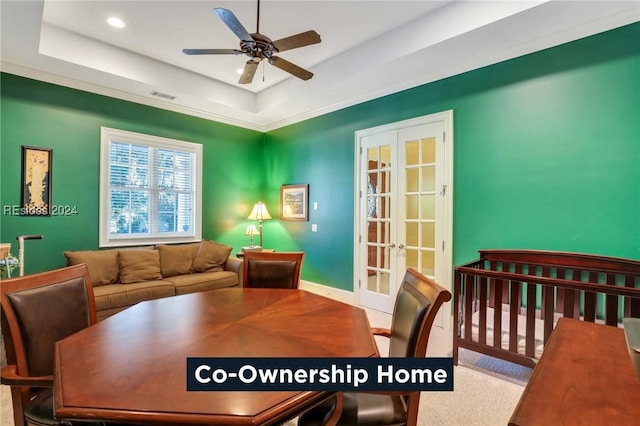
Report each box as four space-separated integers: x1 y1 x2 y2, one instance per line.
299 280 356 305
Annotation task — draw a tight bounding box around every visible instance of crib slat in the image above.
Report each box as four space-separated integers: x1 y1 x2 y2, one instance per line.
509 271 521 353
453 269 462 365
557 268 578 318
488 261 498 308
565 269 581 319
605 273 618 326
479 276 488 345
628 275 640 317
584 271 598 322
542 273 555 344
556 267 565 314
525 281 537 358
464 275 474 341
541 267 555 344
540 266 550 320
493 278 503 348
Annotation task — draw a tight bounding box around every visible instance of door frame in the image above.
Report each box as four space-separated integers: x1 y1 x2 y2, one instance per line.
353 110 454 330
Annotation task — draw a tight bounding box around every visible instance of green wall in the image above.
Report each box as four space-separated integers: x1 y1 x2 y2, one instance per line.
0 75 264 275
266 22 640 290
1 23 638 286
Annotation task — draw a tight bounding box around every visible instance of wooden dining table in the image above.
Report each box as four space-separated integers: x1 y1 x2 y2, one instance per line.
54 288 378 425
509 317 640 426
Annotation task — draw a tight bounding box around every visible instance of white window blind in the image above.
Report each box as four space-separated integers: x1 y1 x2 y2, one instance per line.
99 127 202 247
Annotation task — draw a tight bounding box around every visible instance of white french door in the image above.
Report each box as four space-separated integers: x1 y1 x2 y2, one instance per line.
354 111 453 329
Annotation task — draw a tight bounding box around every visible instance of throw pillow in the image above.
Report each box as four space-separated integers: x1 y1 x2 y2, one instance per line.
158 243 199 277
118 249 162 284
63 250 119 286
192 240 232 273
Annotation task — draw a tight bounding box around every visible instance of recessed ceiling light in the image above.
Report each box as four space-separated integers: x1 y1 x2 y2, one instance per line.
107 17 125 28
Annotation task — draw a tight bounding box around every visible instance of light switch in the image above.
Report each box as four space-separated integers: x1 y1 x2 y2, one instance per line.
313 202 318 210
311 224 318 232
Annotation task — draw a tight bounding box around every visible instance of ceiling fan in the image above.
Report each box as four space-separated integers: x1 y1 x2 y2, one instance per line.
183 0 321 84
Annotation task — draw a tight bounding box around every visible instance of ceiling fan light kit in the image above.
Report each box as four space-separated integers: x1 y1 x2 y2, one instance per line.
183 0 321 84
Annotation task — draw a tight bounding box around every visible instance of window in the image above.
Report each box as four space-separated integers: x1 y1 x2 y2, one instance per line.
99 127 202 247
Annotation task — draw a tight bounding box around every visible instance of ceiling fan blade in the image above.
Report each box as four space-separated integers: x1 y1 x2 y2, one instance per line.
183 48 243 55
214 7 253 42
272 30 321 53
268 57 313 81
239 60 259 84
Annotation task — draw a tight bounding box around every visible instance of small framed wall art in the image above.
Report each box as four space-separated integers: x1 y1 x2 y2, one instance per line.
280 184 309 221
21 145 53 216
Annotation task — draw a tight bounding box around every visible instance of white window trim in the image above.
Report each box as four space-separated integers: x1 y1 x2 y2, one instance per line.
99 127 202 247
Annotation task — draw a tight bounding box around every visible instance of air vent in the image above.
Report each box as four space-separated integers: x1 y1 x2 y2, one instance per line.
149 90 176 100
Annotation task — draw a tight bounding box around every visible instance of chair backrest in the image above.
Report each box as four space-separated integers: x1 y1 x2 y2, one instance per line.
1 264 97 426
242 251 304 289
388 268 452 426
1 264 97 377
388 268 452 358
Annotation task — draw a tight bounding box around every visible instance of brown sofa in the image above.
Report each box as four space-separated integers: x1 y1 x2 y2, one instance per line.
64 241 243 321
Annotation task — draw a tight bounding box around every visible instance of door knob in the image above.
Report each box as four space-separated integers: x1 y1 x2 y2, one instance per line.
398 243 405 249
388 243 396 249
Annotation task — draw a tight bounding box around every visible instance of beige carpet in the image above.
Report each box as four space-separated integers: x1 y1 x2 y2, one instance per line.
1 287 526 426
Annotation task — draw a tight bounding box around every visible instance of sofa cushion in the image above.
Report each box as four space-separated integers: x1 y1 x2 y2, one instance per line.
92 280 175 312
192 241 232 273
158 243 199 278
118 250 162 284
63 249 119 286
165 271 239 295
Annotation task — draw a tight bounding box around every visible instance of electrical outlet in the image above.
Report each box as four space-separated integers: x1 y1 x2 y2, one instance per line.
311 224 318 232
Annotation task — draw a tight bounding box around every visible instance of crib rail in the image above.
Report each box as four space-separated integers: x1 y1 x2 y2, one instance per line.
453 250 640 368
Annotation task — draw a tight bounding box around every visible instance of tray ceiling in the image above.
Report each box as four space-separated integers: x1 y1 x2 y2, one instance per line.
1 1 638 131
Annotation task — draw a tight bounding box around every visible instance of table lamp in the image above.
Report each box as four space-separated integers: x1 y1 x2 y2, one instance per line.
247 201 271 248
244 224 260 248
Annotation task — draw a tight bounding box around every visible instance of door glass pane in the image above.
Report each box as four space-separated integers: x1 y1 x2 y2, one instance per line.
380 195 391 219
367 221 377 243
422 166 436 191
421 222 435 248
382 221 390 246
406 222 418 246
367 271 377 291
406 168 418 192
406 248 418 270
367 147 378 163
379 271 390 295
421 137 436 164
380 145 391 165
382 246 391 270
421 250 435 277
421 194 435 220
406 195 418 220
382 170 391 195
406 140 419 166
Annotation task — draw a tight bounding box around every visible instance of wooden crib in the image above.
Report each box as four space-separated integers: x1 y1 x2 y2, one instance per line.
453 249 640 368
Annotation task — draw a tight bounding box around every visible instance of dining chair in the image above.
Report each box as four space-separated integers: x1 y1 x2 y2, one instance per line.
1 264 97 426
297 268 452 426
242 251 305 289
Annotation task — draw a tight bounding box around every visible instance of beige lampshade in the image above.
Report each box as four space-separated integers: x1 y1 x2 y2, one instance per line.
244 224 260 236
247 201 272 221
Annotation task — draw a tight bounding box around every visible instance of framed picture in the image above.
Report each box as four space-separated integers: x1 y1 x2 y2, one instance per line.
280 184 309 221
21 145 53 216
